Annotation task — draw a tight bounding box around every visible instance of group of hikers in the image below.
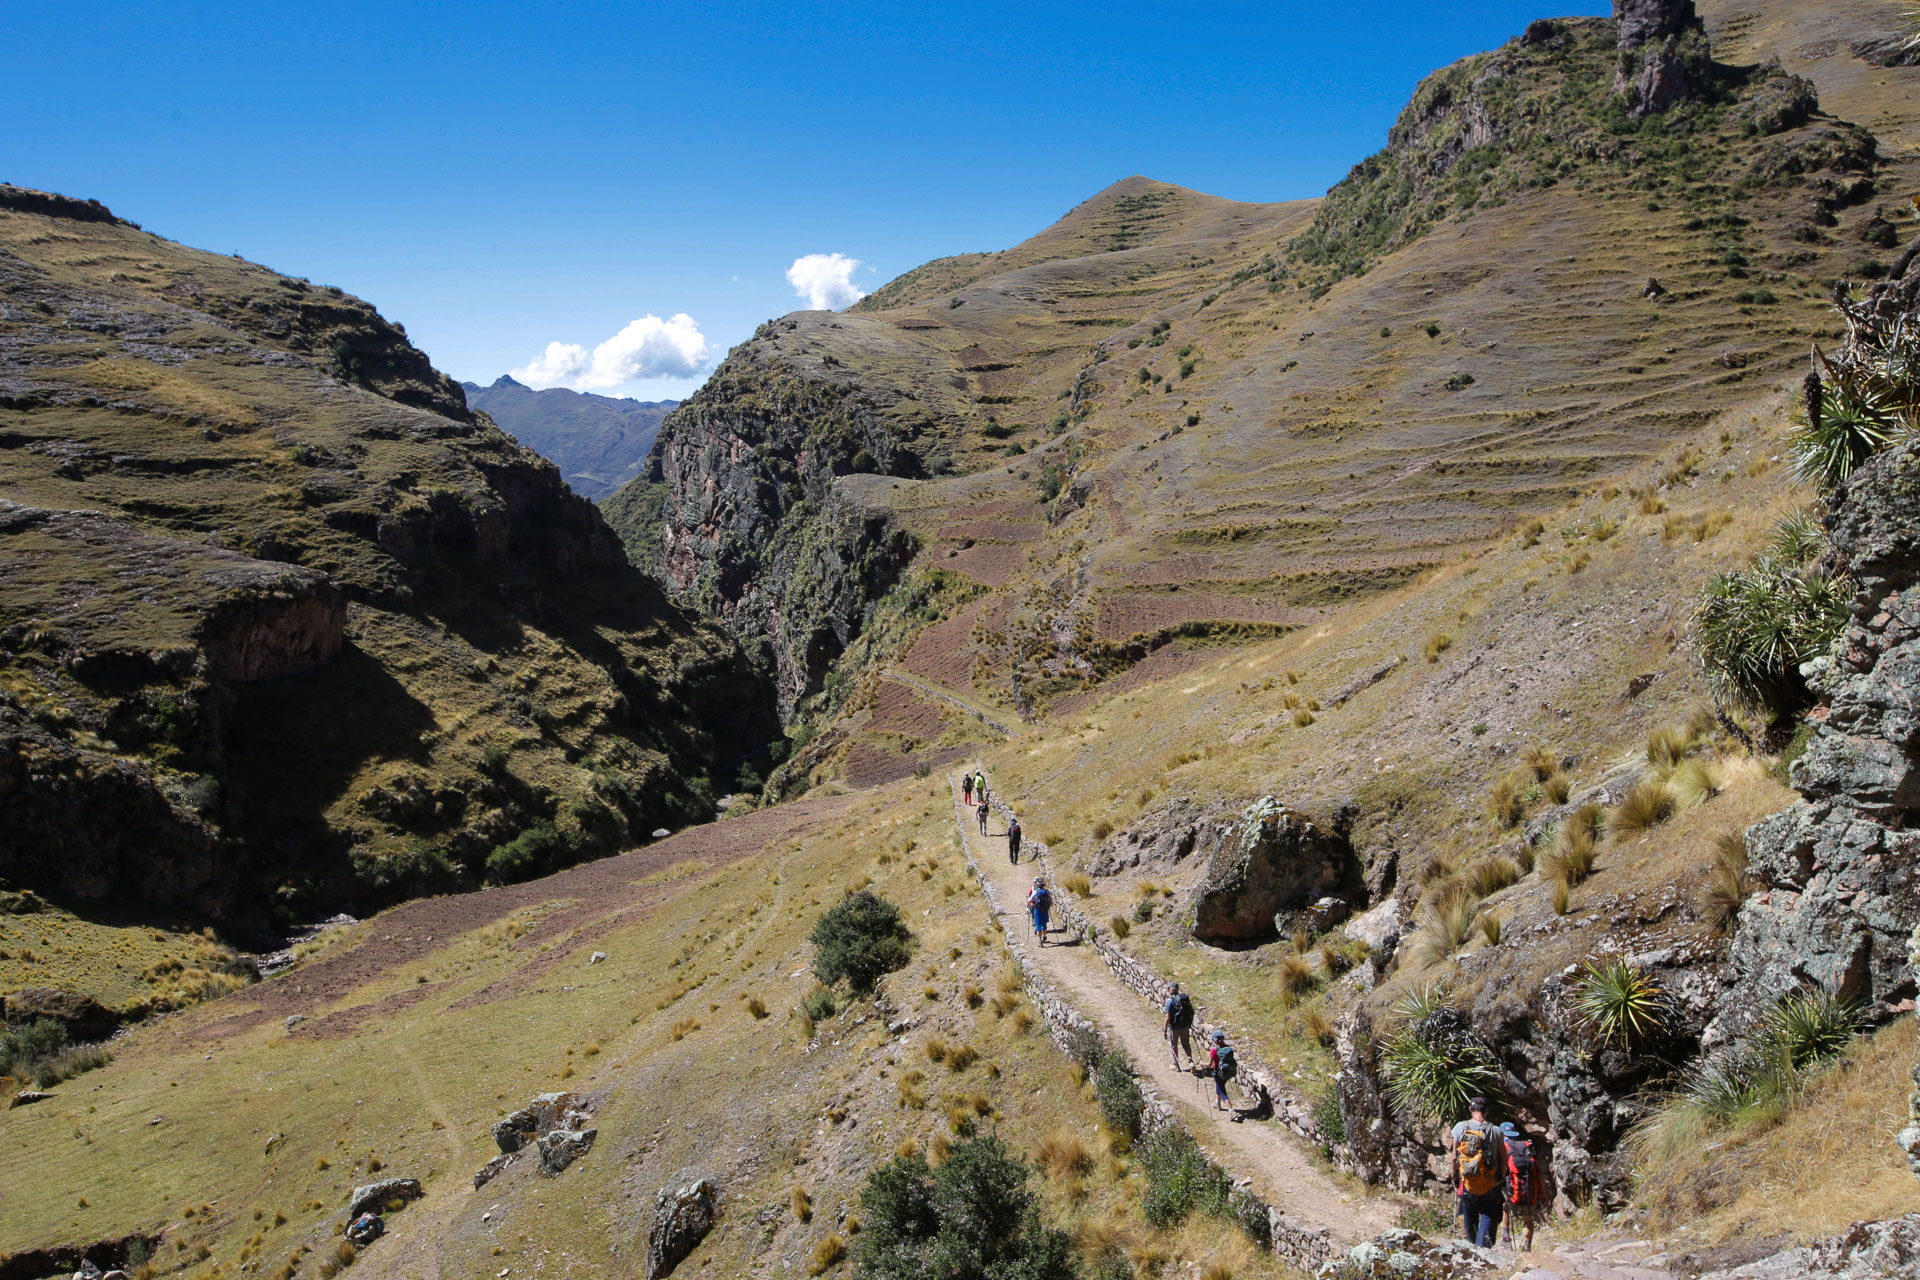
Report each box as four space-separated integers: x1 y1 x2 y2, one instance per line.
959 768 1544 1253
1450 1096 1543 1251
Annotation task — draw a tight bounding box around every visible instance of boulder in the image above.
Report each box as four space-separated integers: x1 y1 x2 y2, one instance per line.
537 1126 596 1174
1191 797 1358 943
493 1109 538 1153
646 1173 719 1278
347 1177 422 1219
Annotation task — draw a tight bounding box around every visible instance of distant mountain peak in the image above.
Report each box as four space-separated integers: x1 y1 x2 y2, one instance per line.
491 374 527 390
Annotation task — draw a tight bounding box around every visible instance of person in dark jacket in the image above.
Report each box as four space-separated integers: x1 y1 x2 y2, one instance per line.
1006 816 1022 864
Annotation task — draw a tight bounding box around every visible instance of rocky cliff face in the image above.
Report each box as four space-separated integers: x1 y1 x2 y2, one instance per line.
646 328 921 716
0 186 778 919
1613 0 1711 115
1715 274 1920 1040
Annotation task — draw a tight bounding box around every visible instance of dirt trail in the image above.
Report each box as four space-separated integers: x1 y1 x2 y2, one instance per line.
947 766 1397 1245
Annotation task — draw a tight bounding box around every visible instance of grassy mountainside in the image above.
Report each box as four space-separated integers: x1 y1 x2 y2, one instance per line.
0 187 779 954
460 376 674 500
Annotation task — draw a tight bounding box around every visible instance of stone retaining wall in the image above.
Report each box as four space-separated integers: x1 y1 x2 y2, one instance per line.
957 772 1337 1272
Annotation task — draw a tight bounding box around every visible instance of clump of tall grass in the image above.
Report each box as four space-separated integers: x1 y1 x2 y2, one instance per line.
1702 829 1750 931
1544 805 1603 887
1633 988 1861 1164
1411 887 1480 967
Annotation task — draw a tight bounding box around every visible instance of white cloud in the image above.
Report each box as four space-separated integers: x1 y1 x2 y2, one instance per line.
510 313 711 391
786 252 867 311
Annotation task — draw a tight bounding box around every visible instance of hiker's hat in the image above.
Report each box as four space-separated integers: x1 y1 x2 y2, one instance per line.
1033 877 1044 886
1211 1029 1225 1042
1468 1096 1488 1112
1499 1121 1519 1139
1169 981 1180 991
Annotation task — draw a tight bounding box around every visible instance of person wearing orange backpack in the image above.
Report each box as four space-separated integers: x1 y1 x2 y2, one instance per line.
1500 1120 1541 1252
1449 1096 1506 1248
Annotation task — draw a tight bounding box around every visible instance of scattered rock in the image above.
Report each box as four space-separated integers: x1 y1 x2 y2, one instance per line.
588 951 607 964
1192 796 1359 942
537 1127 596 1175
473 1152 518 1189
347 1177 422 1219
646 1173 719 1278
651 828 670 839
1698 1214 1920 1278
284 1015 306 1030
1642 278 1667 300
8 1089 54 1108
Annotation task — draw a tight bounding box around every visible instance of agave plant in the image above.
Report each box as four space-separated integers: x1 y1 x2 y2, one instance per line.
1760 989 1860 1073
1380 994 1501 1122
1694 554 1851 721
1790 379 1897 489
1572 960 1667 1050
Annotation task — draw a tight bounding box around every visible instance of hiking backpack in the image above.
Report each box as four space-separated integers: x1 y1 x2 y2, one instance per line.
1456 1122 1500 1195
1506 1139 1539 1206
1215 1044 1237 1079
1031 887 1052 912
1168 992 1194 1027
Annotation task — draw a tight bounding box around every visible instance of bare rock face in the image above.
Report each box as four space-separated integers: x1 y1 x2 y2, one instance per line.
347 1177 421 1218
1191 797 1359 942
536 1127 596 1175
646 1173 718 1279
1697 1215 1920 1279
1613 0 1709 115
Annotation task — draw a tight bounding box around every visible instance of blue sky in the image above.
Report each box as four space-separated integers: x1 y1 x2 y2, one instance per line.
6 1 1607 400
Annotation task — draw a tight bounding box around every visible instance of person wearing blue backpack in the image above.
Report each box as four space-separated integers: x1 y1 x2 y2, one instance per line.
1026 877 1052 946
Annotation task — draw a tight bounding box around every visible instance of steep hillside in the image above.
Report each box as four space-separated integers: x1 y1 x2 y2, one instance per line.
460 376 674 500
625 3 1895 747
0 187 779 952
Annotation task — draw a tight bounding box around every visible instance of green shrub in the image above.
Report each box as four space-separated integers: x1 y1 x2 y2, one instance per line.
853 1135 1075 1280
484 822 572 885
1313 1078 1347 1144
809 891 913 993
0 1018 111 1087
1761 989 1859 1071
1139 1127 1233 1229
1094 1051 1145 1138
802 986 838 1022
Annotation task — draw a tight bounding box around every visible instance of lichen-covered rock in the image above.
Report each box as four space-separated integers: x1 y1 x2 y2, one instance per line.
1714 436 1920 1041
1191 796 1358 942
347 1177 421 1218
536 1126 596 1174
646 1173 718 1278
492 1109 538 1153
1698 1214 1920 1279
1088 798 1231 877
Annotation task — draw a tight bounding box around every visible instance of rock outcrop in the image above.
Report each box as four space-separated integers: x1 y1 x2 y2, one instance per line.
645 1173 718 1279
1191 797 1359 943
536 1126 596 1175
644 341 918 716
1613 0 1710 116
1699 1215 1920 1279
346 1177 421 1219
1714 445 1920 1038
1088 798 1232 877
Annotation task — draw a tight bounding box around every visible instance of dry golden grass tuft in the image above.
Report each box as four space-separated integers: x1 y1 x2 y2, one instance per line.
1611 779 1676 836
670 1017 701 1041
808 1233 847 1275
1108 915 1132 939
944 1042 979 1072
791 1185 813 1223
1034 1128 1095 1179
1063 873 1093 898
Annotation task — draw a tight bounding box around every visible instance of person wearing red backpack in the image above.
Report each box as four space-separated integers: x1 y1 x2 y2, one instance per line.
1500 1121 1541 1252
1449 1097 1507 1248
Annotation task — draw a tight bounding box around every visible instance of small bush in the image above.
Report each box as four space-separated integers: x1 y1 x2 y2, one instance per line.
744 995 769 1019
1139 1127 1233 1229
803 986 838 1022
809 891 913 992
853 1136 1075 1280
1095 1052 1145 1137
1411 888 1479 967
792 1185 813 1223
1424 632 1453 663
1277 952 1318 996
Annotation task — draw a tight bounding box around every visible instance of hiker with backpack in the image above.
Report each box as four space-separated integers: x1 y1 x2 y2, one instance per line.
1006 816 1022 865
1501 1120 1541 1252
977 797 990 835
1163 982 1196 1070
1027 877 1052 946
962 773 973 806
973 769 988 805
1202 1029 1238 1110
1450 1096 1507 1248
